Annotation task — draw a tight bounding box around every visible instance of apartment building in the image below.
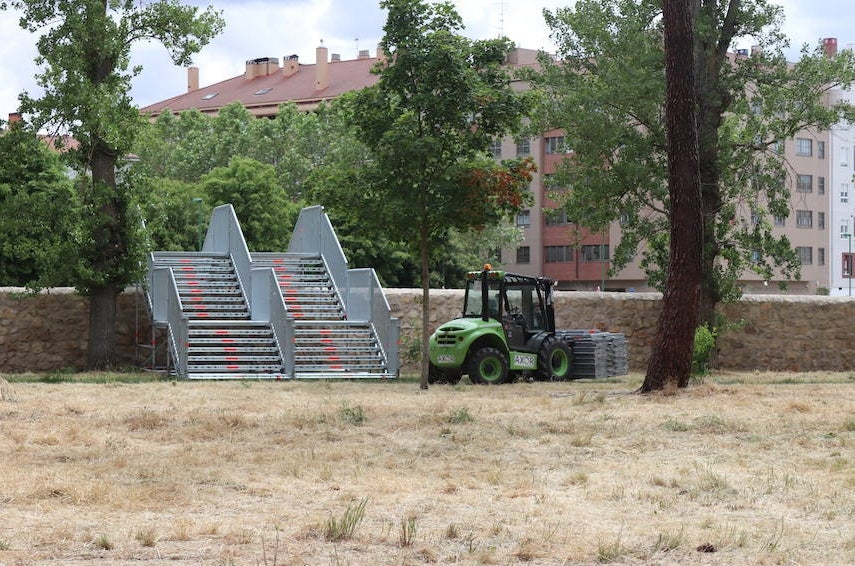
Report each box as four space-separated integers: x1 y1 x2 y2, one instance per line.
140 44 845 294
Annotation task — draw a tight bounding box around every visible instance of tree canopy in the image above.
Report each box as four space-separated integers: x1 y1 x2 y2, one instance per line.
535 0 855 334
0 122 77 287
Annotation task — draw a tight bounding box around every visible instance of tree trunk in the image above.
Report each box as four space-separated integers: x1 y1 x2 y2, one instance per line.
641 0 704 392
87 282 120 369
419 219 430 390
86 145 123 370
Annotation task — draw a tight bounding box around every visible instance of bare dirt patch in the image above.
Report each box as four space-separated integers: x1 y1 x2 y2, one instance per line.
0 373 854 564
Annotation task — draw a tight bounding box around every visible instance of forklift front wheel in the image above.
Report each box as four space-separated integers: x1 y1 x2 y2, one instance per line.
468 347 509 385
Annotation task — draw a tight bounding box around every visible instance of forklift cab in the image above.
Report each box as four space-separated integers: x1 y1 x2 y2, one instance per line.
462 266 553 351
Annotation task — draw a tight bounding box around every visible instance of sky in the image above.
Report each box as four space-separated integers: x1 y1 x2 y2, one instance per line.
0 0 853 119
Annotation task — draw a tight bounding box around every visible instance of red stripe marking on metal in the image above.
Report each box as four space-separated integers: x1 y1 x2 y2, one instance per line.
215 330 228 334
226 357 239 361
224 347 237 352
221 339 235 343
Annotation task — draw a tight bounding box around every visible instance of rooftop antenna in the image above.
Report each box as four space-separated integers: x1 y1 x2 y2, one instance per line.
498 0 505 39
355 37 359 56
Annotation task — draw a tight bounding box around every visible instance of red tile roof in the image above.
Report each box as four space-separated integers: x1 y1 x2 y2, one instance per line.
140 55 381 118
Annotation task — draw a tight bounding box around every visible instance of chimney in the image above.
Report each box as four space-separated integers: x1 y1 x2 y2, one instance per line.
377 43 387 64
315 44 329 91
8 112 22 124
331 53 341 62
245 57 279 80
358 49 370 59
823 37 838 59
750 45 763 57
187 66 199 92
283 54 299 77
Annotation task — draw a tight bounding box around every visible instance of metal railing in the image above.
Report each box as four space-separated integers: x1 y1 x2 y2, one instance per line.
251 267 295 377
347 268 400 376
287 205 349 310
149 267 188 376
205 204 253 314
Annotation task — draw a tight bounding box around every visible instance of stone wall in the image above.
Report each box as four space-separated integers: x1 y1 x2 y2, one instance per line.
0 288 151 373
385 289 855 372
1 288 853 373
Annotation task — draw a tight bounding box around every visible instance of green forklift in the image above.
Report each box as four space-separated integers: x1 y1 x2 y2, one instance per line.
428 265 573 384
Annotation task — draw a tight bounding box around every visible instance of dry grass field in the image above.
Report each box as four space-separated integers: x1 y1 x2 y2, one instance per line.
0 371 854 565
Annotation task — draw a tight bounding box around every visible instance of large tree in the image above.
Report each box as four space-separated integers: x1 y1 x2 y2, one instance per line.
642 0 703 391
3 0 223 369
345 0 533 388
535 0 855 341
0 120 78 287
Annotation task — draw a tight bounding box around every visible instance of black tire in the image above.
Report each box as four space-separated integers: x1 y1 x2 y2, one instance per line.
468 347 509 385
429 363 462 385
537 337 573 381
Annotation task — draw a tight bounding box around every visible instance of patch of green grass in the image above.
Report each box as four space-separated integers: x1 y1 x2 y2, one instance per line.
398 514 417 547
662 418 689 432
324 498 367 542
447 407 474 424
338 401 367 426
94 534 114 550
4 371 166 384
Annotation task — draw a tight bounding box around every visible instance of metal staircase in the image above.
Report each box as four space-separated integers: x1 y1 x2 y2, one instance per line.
145 204 398 380
253 253 389 378
149 252 286 379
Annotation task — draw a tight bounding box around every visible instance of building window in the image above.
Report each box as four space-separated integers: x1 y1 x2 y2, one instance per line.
581 244 609 262
750 249 762 264
796 138 812 156
545 245 573 263
516 246 530 264
842 146 850 167
545 209 569 225
795 210 812 228
796 174 812 193
818 176 825 194
545 135 568 154
201 92 219 100
515 138 530 156
796 246 812 265
254 87 273 95
841 225 851 238
488 139 502 159
844 253 855 277
516 209 530 227
818 247 825 266
818 141 825 159
750 210 761 226
818 211 825 229
841 184 849 204
773 215 786 227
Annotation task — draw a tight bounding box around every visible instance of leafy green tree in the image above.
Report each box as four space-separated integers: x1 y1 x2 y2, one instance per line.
137 176 209 252
2 0 224 369
535 0 855 334
346 0 533 388
201 156 299 252
0 121 78 287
